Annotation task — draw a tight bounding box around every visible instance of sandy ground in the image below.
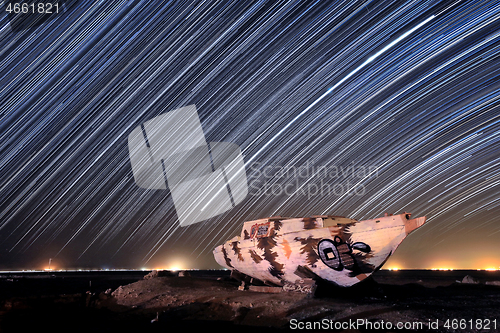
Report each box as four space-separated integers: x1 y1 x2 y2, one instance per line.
96 271 500 332
1 270 500 332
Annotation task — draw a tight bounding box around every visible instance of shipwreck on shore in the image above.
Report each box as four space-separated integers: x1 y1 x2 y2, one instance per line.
213 212 425 289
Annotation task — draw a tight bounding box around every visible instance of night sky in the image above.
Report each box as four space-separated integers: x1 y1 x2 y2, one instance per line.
1 0 499 271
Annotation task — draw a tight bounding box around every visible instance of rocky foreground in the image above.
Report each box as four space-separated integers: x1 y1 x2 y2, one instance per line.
93 270 500 332
1 270 500 332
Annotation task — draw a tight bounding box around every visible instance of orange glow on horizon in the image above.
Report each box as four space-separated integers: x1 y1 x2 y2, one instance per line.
384 259 500 271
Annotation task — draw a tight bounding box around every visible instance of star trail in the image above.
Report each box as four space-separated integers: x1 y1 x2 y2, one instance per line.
0 0 499 270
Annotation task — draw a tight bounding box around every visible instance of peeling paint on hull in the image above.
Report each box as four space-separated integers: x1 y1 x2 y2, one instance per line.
213 213 425 287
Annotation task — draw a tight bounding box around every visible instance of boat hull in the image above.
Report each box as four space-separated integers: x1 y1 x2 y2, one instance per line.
213 213 425 287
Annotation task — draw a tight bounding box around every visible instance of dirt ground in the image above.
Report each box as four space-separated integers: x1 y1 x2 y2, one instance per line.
1 270 500 333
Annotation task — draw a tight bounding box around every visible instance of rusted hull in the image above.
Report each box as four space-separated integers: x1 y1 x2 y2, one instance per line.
213 213 425 287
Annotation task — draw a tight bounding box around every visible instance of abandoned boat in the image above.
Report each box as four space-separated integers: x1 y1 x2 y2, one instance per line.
213 212 425 288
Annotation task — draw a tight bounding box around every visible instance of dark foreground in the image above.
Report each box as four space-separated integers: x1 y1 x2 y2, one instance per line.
0 270 499 333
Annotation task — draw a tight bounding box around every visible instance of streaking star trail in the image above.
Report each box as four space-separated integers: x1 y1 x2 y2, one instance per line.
0 0 499 270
